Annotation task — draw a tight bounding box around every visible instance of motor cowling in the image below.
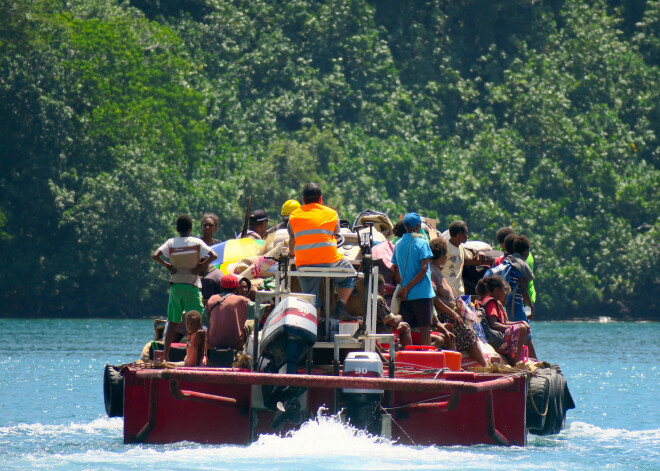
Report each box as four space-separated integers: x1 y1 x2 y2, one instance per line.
260 297 317 427
260 297 317 375
342 352 384 435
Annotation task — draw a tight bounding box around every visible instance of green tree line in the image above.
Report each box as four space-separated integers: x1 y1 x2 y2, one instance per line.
0 0 657 319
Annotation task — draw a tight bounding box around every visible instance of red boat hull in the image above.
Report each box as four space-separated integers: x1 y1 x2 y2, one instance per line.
122 367 527 446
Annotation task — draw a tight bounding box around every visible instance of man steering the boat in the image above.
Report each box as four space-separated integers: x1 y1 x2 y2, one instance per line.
287 182 355 320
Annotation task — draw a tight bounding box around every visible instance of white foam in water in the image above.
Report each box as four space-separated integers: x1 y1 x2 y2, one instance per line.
566 421 660 443
6 416 660 470
0 417 122 438
7 413 514 471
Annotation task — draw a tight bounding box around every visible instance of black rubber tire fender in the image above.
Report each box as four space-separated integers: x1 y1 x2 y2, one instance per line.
526 372 550 433
539 367 565 435
103 364 124 418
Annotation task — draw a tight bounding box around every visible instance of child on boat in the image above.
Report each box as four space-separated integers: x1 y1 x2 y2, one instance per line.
184 310 207 367
477 276 537 365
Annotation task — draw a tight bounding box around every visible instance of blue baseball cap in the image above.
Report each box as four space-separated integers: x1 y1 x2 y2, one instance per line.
403 212 421 227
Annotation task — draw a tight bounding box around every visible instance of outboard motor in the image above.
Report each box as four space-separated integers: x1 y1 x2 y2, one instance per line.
260 297 317 428
342 352 384 435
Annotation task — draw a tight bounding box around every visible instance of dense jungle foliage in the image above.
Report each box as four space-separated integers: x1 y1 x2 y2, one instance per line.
1 0 658 319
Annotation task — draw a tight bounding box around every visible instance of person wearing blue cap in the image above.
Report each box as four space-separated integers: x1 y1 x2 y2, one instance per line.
390 212 435 346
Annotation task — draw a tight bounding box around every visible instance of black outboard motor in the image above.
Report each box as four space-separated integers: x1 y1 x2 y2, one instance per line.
260 297 317 428
342 352 384 435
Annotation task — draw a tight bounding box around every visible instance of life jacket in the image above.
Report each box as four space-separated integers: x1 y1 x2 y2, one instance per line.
289 203 342 266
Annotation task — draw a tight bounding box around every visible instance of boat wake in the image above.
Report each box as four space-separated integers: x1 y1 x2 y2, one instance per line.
564 421 660 442
6 416 660 470
1 413 510 470
0 417 122 438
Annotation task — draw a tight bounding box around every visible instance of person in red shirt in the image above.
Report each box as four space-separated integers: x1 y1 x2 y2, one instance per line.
477 275 537 365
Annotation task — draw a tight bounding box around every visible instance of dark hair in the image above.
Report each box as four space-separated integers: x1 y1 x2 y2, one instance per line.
430 237 448 260
504 233 517 254
513 235 530 254
176 214 193 234
302 182 322 204
475 278 488 297
393 220 406 238
202 213 219 226
449 220 468 237
238 277 252 292
496 227 515 245
404 222 417 233
478 275 508 294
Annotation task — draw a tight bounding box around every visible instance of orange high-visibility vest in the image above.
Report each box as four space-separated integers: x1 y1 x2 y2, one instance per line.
289 203 342 266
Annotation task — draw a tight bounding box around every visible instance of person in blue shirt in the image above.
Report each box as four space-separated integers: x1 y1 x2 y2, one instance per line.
391 212 435 346
506 235 535 322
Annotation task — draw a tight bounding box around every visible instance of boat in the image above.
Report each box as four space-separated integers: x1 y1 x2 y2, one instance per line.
104 223 574 446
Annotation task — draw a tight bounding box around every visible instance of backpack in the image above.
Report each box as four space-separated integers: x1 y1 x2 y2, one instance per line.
483 260 518 315
484 260 512 284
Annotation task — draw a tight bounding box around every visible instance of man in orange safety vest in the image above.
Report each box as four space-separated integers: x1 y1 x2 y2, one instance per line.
287 183 355 320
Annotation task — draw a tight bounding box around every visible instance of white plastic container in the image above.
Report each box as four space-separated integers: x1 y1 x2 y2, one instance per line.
339 321 359 336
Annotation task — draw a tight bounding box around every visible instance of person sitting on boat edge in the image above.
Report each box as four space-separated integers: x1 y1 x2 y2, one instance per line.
267 199 301 235
477 275 537 365
429 237 488 366
152 214 217 362
391 212 435 346
375 274 413 348
238 209 269 240
203 274 255 351
184 310 207 367
442 220 488 296
287 182 356 320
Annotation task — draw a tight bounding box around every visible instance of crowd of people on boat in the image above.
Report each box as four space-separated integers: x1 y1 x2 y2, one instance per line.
151 182 538 369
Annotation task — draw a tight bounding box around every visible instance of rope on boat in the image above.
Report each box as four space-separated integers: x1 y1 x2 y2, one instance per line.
378 405 417 447
528 383 550 417
381 394 452 411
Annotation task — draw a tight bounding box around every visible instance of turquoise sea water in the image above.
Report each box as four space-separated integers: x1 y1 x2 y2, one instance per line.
0 319 658 470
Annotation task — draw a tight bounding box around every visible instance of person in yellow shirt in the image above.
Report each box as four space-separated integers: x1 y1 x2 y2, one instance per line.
288 183 355 320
